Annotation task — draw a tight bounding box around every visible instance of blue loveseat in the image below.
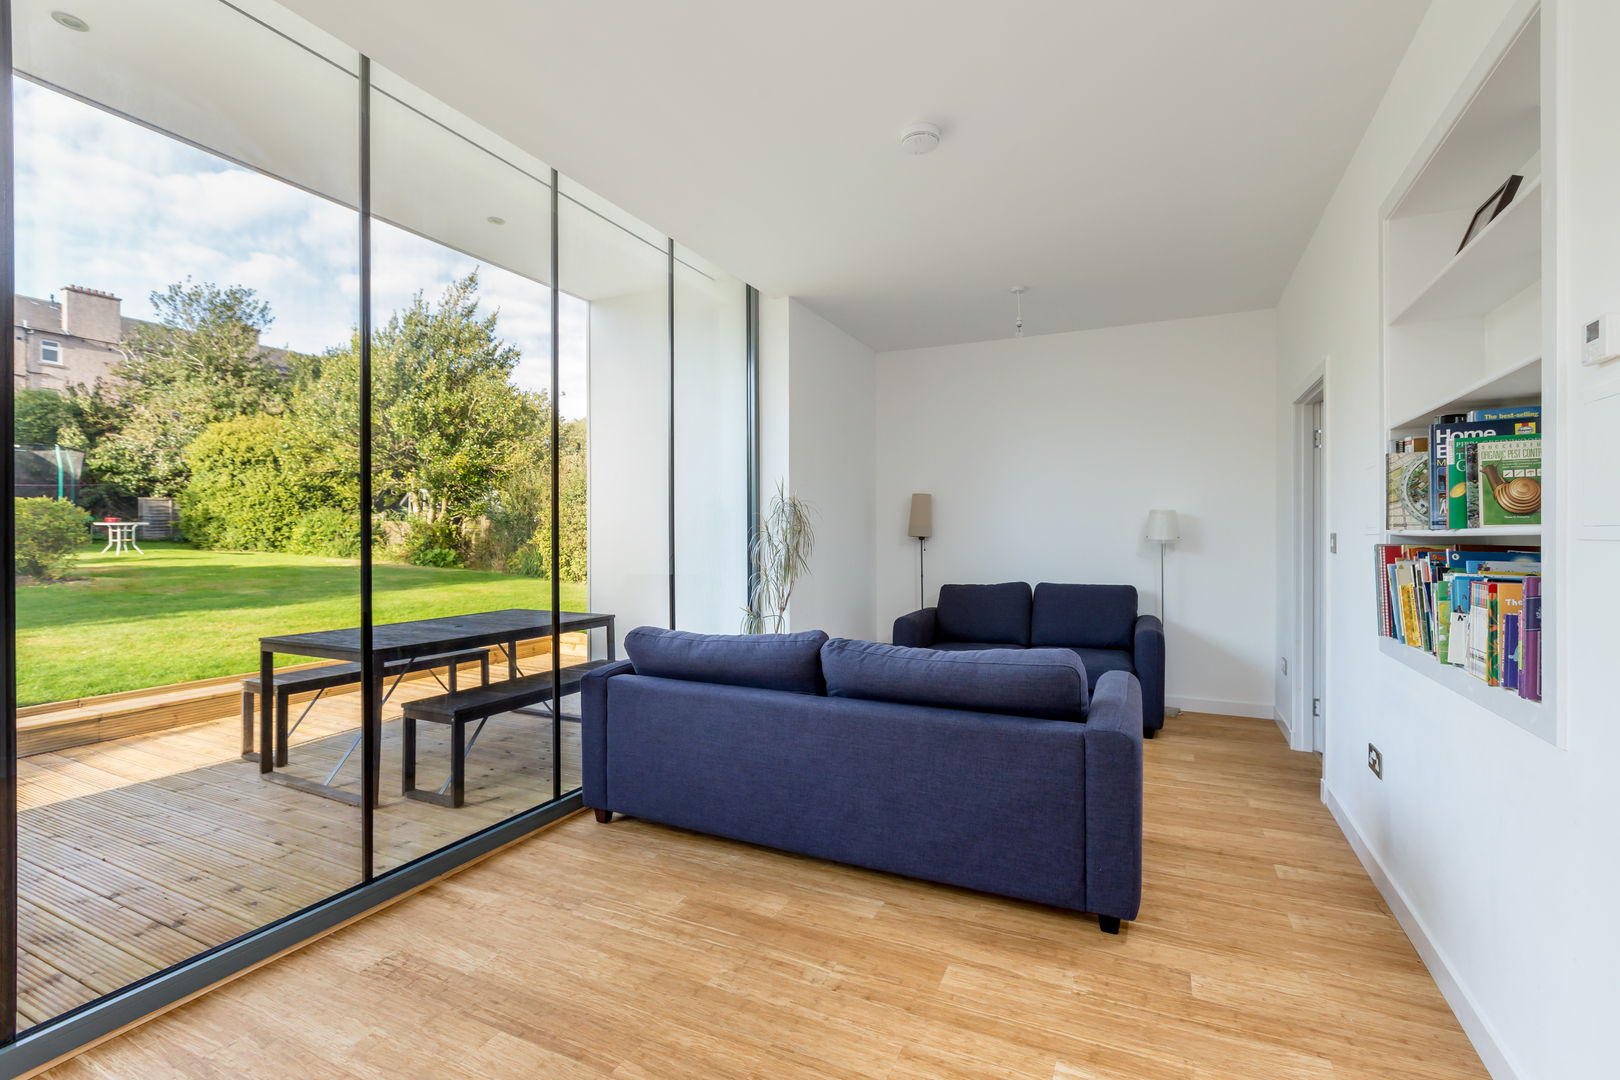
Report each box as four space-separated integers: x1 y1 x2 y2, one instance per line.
581 627 1143 932
894 582 1166 735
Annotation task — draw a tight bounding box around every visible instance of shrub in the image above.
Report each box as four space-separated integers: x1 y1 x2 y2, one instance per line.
180 415 324 550
403 518 463 568
287 507 367 559
15 498 91 580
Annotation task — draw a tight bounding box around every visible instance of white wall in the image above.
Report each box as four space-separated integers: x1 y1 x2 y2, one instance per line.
754 297 878 641
587 288 670 647
1275 2 1620 1077
873 310 1280 718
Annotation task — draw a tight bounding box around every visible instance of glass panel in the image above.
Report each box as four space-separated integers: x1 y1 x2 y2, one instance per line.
560 177 670 672
673 246 747 632
366 64 558 873
10 0 360 1031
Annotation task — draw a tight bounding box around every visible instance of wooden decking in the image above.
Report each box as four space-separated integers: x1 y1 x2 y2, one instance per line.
36 713 1488 1079
15 647 587 1030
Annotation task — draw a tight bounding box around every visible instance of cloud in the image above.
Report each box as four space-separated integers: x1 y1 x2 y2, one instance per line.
13 79 695 422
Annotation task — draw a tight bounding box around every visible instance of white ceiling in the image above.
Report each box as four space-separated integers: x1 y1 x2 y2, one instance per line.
245 2 1431 349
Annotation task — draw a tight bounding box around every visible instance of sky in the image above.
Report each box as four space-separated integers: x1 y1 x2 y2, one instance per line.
13 79 592 418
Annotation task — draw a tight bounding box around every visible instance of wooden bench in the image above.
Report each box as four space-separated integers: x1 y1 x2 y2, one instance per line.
242 649 491 766
402 659 614 807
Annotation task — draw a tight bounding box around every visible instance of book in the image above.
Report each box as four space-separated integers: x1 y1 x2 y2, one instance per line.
1374 544 1400 637
1448 606 1470 667
1487 582 1501 686
1430 418 1539 527
1445 546 1538 571
1520 576 1542 701
1467 583 1490 681
1468 405 1542 423
1477 436 1542 526
1434 579 1451 664
1502 612 1521 692
1386 451 1429 530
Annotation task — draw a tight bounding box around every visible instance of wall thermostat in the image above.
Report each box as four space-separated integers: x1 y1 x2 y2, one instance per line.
1582 313 1620 366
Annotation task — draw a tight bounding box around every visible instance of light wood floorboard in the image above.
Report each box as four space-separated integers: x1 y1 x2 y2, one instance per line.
35 713 1488 1079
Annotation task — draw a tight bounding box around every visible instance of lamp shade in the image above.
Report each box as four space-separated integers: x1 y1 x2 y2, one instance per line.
908 493 933 539
1145 509 1180 543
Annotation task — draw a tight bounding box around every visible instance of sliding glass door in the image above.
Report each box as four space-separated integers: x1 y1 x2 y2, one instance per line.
2 0 753 1048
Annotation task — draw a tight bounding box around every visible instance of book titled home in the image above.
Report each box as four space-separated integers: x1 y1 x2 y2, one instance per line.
1430 418 1538 527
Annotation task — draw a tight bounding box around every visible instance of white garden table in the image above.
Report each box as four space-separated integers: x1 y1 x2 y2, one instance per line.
92 521 145 555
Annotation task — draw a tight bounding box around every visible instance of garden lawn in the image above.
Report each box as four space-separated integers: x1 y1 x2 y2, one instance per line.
17 542 588 707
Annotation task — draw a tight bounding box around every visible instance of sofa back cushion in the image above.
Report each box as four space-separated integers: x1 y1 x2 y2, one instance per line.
624 626 828 695
821 638 1088 718
935 582 1033 646
1031 583 1138 650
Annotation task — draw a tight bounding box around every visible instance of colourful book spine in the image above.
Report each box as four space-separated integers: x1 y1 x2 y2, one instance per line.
1435 580 1451 664
1520 577 1542 701
1487 583 1500 686
1502 613 1521 692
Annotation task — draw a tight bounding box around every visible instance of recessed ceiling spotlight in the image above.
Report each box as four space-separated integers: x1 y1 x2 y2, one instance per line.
486 215 506 225
51 10 90 31
899 123 941 156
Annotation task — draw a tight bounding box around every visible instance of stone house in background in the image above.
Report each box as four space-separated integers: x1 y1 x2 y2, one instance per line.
12 285 152 392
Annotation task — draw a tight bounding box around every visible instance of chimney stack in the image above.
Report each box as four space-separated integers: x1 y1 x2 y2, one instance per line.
61 285 123 343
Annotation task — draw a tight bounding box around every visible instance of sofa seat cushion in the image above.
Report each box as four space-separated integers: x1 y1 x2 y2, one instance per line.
1065 647 1136 691
928 641 1024 653
1031 583 1138 651
936 582 1033 646
624 626 828 695
822 638 1088 718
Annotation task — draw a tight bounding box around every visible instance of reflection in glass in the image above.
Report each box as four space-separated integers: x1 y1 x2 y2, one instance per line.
366 65 561 873
10 0 360 1031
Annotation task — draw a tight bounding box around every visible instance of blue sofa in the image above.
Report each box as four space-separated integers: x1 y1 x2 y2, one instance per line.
581 627 1143 932
893 582 1166 735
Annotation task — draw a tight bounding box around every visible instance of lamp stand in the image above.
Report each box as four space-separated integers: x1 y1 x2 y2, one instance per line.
1156 540 1182 718
917 537 926 609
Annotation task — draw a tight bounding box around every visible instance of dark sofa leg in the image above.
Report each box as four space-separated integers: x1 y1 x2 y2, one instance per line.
1143 727 1157 739
1098 915 1121 935
593 808 613 823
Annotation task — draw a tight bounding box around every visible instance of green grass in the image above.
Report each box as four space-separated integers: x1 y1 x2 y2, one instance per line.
17 542 588 707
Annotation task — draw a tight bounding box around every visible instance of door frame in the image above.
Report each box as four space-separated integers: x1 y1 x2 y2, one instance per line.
1289 373 1327 753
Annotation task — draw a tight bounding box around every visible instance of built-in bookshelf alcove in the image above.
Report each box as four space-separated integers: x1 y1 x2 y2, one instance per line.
1377 7 1557 744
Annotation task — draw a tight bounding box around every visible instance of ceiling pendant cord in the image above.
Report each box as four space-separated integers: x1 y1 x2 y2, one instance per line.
1010 285 1027 338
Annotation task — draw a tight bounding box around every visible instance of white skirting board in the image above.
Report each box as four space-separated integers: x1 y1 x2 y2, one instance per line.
1323 785 1523 1080
1164 695 1272 719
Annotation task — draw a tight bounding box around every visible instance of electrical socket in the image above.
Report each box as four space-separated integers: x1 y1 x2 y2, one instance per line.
1280 657 1288 676
1367 743 1383 779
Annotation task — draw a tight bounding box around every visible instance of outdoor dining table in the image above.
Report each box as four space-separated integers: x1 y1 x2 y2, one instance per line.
254 608 616 808
91 520 144 555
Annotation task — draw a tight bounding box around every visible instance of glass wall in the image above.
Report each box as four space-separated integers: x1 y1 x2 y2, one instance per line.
9 0 362 1034
3 0 752 1044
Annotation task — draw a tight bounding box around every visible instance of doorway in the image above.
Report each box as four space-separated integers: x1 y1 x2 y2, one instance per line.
1293 379 1326 755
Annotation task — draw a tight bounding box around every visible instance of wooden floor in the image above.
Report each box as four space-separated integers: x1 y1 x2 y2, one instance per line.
35 713 1488 1079
16 652 584 1029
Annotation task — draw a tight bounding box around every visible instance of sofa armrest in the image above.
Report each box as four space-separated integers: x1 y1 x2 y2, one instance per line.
1133 614 1165 732
892 606 939 647
1082 670 1143 922
581 659 636 809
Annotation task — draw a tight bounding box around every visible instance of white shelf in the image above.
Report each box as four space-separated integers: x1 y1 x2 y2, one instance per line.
1390 354 1541 431
1378 636 1553 742
1390 177 1541 325
1387 525 1541 540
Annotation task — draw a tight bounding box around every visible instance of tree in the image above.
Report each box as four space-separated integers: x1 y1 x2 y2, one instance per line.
14 389 81 445
87 279 287 496
286 272 532 553
179 415 313 550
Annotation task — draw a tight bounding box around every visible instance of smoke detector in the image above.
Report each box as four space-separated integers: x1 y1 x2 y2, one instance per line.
899 123 941 156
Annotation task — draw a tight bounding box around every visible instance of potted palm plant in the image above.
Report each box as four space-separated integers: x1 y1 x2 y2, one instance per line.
742 481 816 634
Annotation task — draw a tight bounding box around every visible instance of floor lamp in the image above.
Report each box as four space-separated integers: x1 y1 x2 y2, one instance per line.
1146 509 1182 717
909 494 932 609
